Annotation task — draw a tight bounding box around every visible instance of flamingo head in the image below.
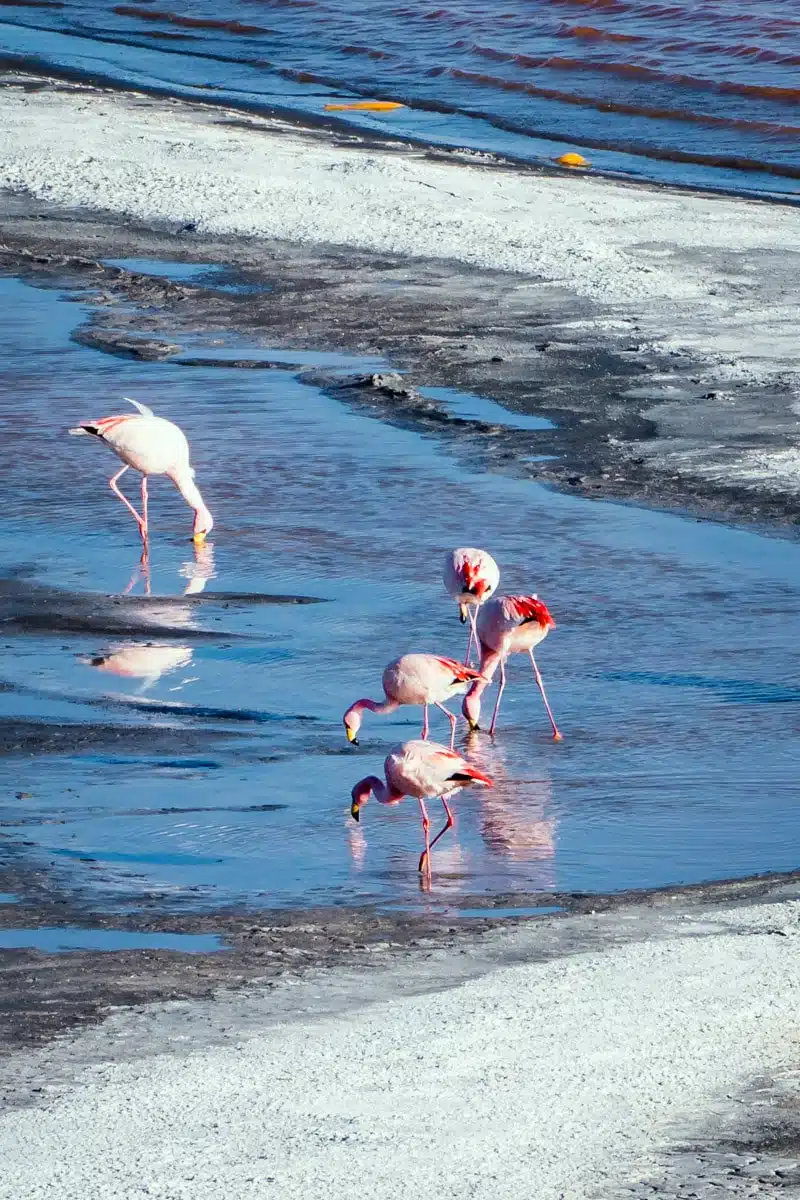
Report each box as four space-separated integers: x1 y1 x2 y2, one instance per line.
192 505 214 544
343 704 362 745
350 778 372 821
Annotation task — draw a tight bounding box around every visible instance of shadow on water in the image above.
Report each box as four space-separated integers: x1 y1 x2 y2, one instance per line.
1 271 800 912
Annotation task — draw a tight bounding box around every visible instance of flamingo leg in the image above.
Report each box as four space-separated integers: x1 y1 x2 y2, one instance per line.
434 701 457 751
421 704 430 740
464 606 478 667
529 651 563 741
488 656 507 737
109 467 146 541
140 476 149 540
416 797 432 882
426 794 455 859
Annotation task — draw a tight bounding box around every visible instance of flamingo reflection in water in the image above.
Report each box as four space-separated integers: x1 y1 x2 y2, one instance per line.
124 540 217 599
80 643 195 693
464 736 557 889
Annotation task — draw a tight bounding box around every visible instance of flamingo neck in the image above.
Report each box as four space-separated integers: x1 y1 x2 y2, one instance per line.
462 642 502 727
169 465 213 534
352 697 398 717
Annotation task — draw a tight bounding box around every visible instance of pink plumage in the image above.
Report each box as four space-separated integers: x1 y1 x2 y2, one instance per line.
462 593 562 740
443 547 500 665
350 738 494 878
70 397 213 546
343 652 482 750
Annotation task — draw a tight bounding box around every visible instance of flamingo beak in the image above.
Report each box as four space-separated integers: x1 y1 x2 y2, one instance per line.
345 727 358 745
467 719 480 732
459 603 467 624
192 531 207 545
350 800 360 821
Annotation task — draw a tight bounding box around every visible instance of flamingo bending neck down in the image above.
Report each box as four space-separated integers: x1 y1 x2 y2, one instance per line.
70 397 213 546
350 739 494 880
343 653 483 751
462 594 562 740
443 547 500 666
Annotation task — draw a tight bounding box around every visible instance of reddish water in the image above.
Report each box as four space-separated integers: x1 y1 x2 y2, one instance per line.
1 0 798 196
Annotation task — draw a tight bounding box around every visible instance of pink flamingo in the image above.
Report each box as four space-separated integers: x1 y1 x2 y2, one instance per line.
69 397 213 546
350 739 494 879
343 653 483 750
462 594 562 740
443 547 500 666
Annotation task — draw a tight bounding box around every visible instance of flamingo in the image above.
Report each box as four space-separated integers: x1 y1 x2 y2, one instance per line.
443 547 500 666
462 594 562 740
350 739 494 879
69 397 213 546
343 653 483 750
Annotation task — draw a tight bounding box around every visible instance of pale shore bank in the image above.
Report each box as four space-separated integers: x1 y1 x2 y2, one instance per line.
1 893 800 1199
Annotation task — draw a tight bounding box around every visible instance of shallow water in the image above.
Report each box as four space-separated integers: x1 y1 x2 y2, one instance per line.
1 269 799 912
0 927 224 952
1 0 798 198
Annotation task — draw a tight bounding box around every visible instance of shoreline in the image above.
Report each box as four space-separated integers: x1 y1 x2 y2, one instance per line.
1 74 800 1198
0 73 799 534
1 881 800 1197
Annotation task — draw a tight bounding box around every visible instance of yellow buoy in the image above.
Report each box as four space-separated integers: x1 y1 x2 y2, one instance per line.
324 101 405 112
556 152 590 168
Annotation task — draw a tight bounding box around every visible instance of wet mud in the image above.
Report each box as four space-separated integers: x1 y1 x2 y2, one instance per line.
1 191 799 534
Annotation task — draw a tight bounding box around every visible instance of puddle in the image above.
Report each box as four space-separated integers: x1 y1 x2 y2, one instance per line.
1 269 799 911
103 258 267 295
421 386 554 431
0 927 224 953
0 893 20 905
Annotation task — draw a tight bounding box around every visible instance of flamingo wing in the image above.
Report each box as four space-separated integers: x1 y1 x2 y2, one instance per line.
123 396 155 418
507 595 556 630
434 656 483 683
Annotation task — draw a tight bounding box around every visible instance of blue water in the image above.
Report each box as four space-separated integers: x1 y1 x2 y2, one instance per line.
0 0 798 199
0 270 799 912
0 927 224 952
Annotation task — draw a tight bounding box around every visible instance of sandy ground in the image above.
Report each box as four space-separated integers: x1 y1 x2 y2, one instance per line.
1 893 800 1199
0 75 797 385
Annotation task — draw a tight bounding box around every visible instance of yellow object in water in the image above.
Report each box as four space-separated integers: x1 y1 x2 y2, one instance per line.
556 152 590 168
324 101 405 112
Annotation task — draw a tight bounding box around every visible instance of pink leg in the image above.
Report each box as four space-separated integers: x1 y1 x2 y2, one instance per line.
416 797 432 881
421 704 429 740
434 701 457 751
427 794 455 858
488 656 507 737
140 476 149 539
464 607 478 667
109 467 146 541
529 651 563 741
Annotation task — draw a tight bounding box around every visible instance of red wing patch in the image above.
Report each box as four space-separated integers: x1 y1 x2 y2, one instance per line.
508 595 556 629
92 415 137 436
435 656 483 682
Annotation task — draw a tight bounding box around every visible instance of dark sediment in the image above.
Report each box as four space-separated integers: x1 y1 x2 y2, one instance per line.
0 192 799 536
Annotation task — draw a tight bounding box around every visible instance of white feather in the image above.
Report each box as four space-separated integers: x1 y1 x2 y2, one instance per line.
123 396 155 418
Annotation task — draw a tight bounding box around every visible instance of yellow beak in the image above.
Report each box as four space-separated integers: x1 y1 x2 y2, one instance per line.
193 531 207 545
350 802 360 822
345 727 358 744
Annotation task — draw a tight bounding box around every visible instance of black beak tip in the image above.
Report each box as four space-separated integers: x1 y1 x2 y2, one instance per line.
459 612 467 624
351 808 360 823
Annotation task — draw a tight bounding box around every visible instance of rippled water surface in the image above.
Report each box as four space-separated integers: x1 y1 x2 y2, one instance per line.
1 0 798 197
1 270 799 911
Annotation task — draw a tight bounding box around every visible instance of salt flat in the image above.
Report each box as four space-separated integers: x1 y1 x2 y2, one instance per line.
1 898 799 1199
